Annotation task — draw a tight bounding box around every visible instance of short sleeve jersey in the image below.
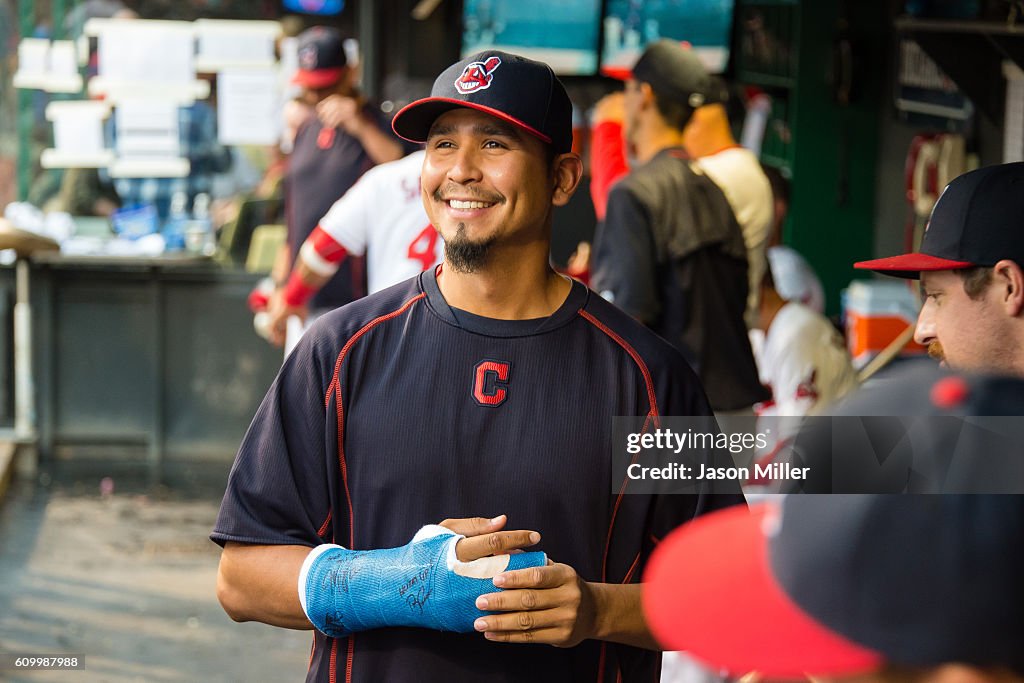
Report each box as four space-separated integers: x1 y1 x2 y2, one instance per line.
316 149 440 294
212 266 744 683
287 105 391 310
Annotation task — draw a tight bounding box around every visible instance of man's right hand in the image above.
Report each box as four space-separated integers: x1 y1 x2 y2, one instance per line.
263 289 308 348
317 94 364 134
439 515 541 562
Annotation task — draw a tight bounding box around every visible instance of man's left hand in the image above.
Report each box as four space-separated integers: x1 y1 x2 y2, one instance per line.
473 561 598 648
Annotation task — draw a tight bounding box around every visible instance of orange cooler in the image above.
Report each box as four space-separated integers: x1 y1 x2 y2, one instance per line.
843 280 927 369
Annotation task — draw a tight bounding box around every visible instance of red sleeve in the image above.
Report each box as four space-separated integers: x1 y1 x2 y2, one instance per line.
589 120 630 221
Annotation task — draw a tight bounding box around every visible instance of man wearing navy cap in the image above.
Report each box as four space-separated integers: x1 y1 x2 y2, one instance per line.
856 162 1024 376
213 50 743 682
262 26 405 354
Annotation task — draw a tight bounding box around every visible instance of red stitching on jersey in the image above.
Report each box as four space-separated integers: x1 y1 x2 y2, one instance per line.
329 638 337 683
622 551 642 584
325 292 427 549
317 512 332 539
578 311 660 425
597 643 606 683
649 533 661 546
346 635 355 683
578 309 662 584
333 380 354 548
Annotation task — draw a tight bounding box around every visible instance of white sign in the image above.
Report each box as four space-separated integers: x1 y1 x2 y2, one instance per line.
98 20 195 84
195 19 281 71
41 101 114 168
217 69 283 145
115 101 181 158
90 19 206 103
12 38 50 89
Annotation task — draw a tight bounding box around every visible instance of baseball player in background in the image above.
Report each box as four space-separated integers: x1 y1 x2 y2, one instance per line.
590 40 768 414
262 149 441 348
855 162 1024 376
212 50 743 683
269 26 405 355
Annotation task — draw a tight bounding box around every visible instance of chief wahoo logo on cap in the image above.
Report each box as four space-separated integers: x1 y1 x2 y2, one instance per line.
455 56 501 94
299 45 319 70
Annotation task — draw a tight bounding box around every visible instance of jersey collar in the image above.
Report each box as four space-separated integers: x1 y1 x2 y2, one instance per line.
419 265 588 337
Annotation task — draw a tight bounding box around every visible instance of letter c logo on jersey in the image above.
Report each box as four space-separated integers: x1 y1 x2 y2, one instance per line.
455 56 501 94
473 360 511 407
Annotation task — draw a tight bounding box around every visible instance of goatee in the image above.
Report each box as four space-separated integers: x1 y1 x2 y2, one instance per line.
445 223 495 273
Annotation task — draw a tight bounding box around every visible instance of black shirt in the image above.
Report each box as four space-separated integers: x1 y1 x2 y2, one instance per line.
213 266 744 682
287 107 389 309
592 148 769 411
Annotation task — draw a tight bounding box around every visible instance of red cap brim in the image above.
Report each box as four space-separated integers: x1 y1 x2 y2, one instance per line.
292 67 345 90
600 65 633 81
642 504 883 679
854 253 977 279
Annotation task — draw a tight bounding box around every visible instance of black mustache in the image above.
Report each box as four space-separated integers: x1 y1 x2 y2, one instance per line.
433 185 504 204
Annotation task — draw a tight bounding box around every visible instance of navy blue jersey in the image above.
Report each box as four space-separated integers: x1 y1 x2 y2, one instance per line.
287 106 385 310
213 266 744 683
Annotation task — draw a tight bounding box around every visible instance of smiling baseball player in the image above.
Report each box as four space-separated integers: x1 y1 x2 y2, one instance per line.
214 50 743 683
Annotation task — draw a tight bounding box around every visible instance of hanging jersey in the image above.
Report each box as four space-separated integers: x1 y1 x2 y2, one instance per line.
755 302 859 417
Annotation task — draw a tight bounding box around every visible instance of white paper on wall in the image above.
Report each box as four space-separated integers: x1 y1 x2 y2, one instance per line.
217 69 283 145
12 38 50 88
97 20 195 84
195 19 280 71
41 101 115 168
115 101 181 158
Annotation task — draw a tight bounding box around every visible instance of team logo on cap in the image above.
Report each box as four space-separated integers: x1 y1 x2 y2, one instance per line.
455 57 501 94
299 45 319 70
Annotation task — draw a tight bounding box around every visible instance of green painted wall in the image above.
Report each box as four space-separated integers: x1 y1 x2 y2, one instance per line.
737 0 886 315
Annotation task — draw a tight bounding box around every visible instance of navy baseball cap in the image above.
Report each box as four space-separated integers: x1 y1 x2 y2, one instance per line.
293 27 347 90
643 495 1024 679
391 51 574 154
602 39 723 109
856 162 1024 278
772 363 1024 494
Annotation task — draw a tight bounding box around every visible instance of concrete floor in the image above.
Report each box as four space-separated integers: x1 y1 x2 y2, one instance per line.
0 459 310 682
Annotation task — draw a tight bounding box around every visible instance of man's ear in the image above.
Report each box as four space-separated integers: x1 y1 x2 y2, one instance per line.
639 82 656 108
993 259 1024 316
551 153 584 208
921 664 1006 683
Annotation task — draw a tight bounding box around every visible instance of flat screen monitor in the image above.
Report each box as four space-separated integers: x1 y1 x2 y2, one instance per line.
600 0 735 76
462 0 602 76
282 0 344 16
